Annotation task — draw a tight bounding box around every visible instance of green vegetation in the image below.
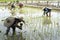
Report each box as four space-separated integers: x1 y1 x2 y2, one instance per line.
0 0 16 2
0 0 60 3
0 0 60 2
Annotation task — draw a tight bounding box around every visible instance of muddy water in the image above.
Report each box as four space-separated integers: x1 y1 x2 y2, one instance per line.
0 7 60 40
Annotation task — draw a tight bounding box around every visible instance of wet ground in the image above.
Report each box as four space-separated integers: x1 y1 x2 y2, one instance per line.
0 7 60 40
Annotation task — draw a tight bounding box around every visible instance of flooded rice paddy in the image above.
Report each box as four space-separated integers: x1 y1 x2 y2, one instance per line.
0 7 60 40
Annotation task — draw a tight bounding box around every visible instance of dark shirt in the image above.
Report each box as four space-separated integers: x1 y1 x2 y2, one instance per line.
11 4 15 8
10 18 25 27
43 7 51 12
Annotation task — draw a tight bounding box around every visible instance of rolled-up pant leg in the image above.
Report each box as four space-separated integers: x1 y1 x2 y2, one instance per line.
46 12 48 16
12 26 16 35
49 12 51 17
5 27 10 35
43 11 45 16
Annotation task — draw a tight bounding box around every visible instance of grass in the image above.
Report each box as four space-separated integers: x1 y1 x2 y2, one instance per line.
0 0 15 2
0 0 25 2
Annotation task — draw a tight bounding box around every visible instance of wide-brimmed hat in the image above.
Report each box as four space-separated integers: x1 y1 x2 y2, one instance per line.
4 17 15 27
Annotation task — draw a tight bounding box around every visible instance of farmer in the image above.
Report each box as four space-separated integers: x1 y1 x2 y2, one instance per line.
4 17 25 35
18 3 23 8
43 7 51 17
11 2 15 10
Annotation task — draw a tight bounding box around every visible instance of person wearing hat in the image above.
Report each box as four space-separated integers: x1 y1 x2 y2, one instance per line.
18 3 23 8
4 17 25 35
11 2 15 10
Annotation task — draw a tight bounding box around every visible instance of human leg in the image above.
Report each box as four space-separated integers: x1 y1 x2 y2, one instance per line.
5 27 10 35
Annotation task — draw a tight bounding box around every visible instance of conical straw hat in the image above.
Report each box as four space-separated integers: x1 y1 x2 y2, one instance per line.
4 17 15 27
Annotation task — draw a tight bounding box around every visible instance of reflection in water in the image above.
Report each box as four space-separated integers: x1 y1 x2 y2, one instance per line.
42 16 52 25
10 8 26 16
10 9 16 16
5 32 24 40
19 9 24 14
